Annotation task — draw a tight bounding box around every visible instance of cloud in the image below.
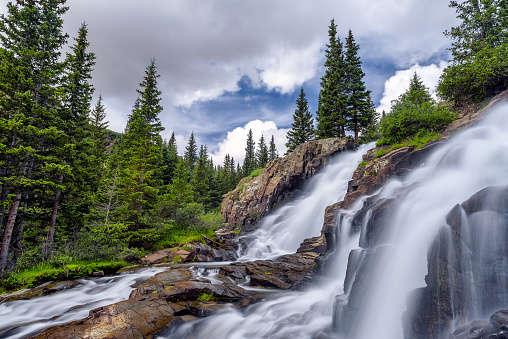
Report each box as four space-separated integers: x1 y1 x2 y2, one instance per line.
377 61 448 114
210 120 289 166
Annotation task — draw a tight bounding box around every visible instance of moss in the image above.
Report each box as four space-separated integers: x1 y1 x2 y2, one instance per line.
357 160 369 169
196 291 218 301
164 286 174 289
173 255 182 264
248 168 263 178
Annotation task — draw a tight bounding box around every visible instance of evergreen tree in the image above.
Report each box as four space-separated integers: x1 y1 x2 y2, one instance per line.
168 158 193 210
438 0 508 102
55 22 97 250
243 129 256 177
286 87 314 153
168 131 177 150
256 135 269 168
191 145 210 206
117 59 164 232
316 19 347 138
269 135 278 161
160 138 178 186
184 132 198 172
0 0 69 269
344 30 372 140
89 95 109 156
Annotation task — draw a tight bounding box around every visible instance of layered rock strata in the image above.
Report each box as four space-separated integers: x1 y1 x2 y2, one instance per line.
221 138 356 232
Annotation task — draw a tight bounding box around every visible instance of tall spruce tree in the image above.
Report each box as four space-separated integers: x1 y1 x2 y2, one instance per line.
0 0 69 269
286 87 314 153
191 145 210 206
344 30 371 140
53 22 97 251
269 135 278 161
243 129 256 177
117 59 164 232
256 135 269 168
184 132 198 172
89 95 109 158
316 19 347 138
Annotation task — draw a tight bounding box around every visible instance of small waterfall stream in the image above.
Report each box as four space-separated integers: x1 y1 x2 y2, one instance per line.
0 267 167 339
239 144 373 261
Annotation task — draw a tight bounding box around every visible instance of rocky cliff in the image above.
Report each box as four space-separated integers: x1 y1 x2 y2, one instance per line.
221 137 356 232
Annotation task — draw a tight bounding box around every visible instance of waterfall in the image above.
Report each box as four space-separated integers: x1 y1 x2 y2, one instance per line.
159 104 508 339
239 143 373 261
0 267 167 339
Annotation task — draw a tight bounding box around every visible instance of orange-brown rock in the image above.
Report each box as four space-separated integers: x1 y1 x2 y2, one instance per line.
30 273 262 339
221 138 356 232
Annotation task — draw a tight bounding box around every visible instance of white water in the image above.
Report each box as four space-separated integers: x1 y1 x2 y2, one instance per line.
354 105 508 339
239 144 373 261
0 267 167 338
161 104 508 339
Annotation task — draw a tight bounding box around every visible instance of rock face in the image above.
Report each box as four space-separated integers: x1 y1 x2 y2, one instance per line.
322 140 443 252
449 309 508 339
220 235 326 290
30 268 262 339
403 186 508 339
221 138 356 232
139 242 238 265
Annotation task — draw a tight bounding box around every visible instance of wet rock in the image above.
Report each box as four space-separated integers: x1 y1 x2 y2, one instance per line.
219 235 325 290
404 186 508 339
0 280 81 303
30 278 262 339
322 140 443 252
129 268 194 298
221 138 356 232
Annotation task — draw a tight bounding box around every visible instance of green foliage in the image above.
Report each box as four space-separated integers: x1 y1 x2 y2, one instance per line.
0 260 127 293
269 135 279 161
438 43 508 103
248 168 263 178
197 291 218 301
357 160 369 169
243 129 256 177
376 131 443 157
438 0 508 103
286 87 314 153
379 74 456 146
256 135 269 168
379 102 455 145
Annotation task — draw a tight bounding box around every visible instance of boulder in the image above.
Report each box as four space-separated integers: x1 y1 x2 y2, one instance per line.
30 277 262 339
221 138 356 232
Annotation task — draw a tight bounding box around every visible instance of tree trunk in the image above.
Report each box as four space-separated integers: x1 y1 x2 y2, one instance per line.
45 174 64 255
355 120 359 140
0 193 22 271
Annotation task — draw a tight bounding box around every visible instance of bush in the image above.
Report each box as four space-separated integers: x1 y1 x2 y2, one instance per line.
438 43 508 104
378 102 456 145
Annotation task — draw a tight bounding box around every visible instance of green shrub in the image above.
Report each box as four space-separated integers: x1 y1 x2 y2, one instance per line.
378 102 456 146
248 168 263 178
437 43 508 104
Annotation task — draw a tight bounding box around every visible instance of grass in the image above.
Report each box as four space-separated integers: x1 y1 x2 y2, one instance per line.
357 160 369 169
248 168 263 178
0 260 128 294
375 131 442 159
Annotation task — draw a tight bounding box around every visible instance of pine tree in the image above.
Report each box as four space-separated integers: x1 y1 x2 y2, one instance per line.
269 135 278 161
160 138 178 186
54 22 98 250
184 132 198 172
168 158 193 210
316 19 347 138
0 0 69 269
243 129 256 177
344 30 371 140
89 95 109 155
191 145 210 206
256 135 269 168
117 59 164 232
286 87 314 153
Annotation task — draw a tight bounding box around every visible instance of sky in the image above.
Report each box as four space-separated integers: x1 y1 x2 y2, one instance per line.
0 0 459 165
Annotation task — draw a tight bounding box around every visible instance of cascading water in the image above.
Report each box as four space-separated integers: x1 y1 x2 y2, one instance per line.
239 144 373 261
159 104 508 339
0 267 167 339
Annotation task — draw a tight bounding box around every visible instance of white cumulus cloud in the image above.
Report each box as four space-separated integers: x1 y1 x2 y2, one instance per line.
377 61 448 114
210 120 289 166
